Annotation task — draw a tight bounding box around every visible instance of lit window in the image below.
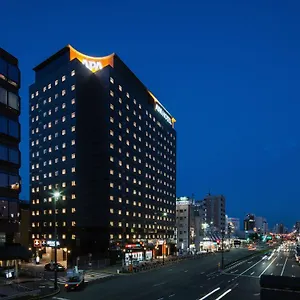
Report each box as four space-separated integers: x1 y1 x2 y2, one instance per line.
110 117 114 123
119 85 122 91
110 196 114 201
72 235 76 240
71 208 76 213
62 234 66 239
55 93 58 99
110 156 114 162
119 98 122 104
71 70 75 76
62 169 66 174
110 77 114 84
48 84 51 89
71 112 75 118
72 167 76 173
55 80 58 85
62 116 66 122
126 92 130 98
110 104 114 110
71 139 75 145
62 90 66 96
71 85 75 91
72 194 76 199
72 181 76 186
72 221 76 226
35 91 39 96
62 75 66 82
62 130 66 135
72 153 76 159
62 156 66 162
110 169 114 175
110 90 114 97
31 93 34 99
110 130 114 136
71 98 75 104
110 208 114 214
71 126 75 132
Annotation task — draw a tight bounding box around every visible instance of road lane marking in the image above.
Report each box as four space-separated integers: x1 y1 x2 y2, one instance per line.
270 273 273 275
215 289 232 300
184 270 188 272
250 272 254 275
153 282 166 287
259 257 277 277
169 294 175 298
200 272 205 274
238 258 264 277
52 298 70 300
280 257 288 276
157 298 164 300
198 287 220 300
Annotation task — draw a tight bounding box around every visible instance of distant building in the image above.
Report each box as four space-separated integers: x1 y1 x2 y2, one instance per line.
295 221 300 233
255 217 268 234
227 217 240 233
273 223 285 234
202 194 226 232
244 214 255 231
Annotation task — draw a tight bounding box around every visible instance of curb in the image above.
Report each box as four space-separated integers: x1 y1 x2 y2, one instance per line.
36 286 60 299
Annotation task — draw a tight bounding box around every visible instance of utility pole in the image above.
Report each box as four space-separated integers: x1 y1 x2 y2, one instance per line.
221 230 225 269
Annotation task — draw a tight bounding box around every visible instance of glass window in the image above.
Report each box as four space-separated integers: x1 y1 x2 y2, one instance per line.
0 117 7 134
0 145 8 161
8 92 19 111
9 148 19 164
0 58 7 77
0 199 8 219
8 120 19 138
0 173 8 187
8 64 19 84
9 174 19 186
0 87 7 105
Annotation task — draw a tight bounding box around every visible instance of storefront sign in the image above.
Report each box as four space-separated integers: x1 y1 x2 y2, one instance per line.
44 240 60 247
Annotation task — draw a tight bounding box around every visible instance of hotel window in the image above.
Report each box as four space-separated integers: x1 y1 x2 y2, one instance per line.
72 139 75 145
62 234 66 239
55 80 58 85
71 70 75 76
110 130 114 136
119 98 122 104
110 169 114 175
71 126 75 132
126 92 130 98
110 117 114 123
71 112 75 118
110 196 114 201
110 103 114 110
110 90 114 97
110 156 114 162
71 208 76 213
72 194 76 199
62 116 66 122
55 93 58 99
119 85 122 91
71 85 75 91
48 84 51 89
62 169 66 174
110 77 114 83
62 75 66 82
62 130 66 135
62 90 66 96
62 156 66 162
110 208 114 214
110 143 114 149
72 181 76 186
72 234 76 240
72 221 76 226
71 98 75 104
72 167 76 173
72 153 76 159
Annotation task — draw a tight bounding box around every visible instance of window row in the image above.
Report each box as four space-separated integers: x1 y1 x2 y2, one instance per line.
0 116 19 139
0 171 20 189
0 58 20 85
31 71 75 99
31 233 76 240
109 234 169 240
32 221 76 227
0 87 20 111
0 144 19 164
31 207 76 215
31 98 75 113
31 181 76 193
0 198 19 219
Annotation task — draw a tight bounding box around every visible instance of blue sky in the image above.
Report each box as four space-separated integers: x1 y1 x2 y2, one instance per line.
2 0 300 228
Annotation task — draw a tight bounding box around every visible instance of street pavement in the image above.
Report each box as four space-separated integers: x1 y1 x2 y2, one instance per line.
52 247 266 300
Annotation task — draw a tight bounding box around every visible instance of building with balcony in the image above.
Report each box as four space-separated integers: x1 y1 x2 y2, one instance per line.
29 45 177 261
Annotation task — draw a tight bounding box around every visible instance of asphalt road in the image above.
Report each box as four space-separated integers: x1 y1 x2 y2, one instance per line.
53 248 264 300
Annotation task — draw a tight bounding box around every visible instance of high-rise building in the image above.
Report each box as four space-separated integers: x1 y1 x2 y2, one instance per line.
255 216 268 234
227 217 240 233
244 214 255 231
29 45 177 260
202 194 226 232
0 48 27 263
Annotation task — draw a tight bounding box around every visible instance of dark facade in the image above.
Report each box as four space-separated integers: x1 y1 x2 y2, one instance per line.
244 213 255 231
0 48 21 247
30 45 176 258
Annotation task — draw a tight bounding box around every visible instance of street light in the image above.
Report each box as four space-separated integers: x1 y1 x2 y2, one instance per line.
221 230 225 270
53 191 60 290
163 212 167 265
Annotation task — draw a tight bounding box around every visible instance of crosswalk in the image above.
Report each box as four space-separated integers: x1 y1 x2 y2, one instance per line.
50 270 113 285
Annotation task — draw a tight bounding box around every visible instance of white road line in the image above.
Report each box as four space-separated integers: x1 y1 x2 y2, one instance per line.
250 272 254 275
270 273 273 275
215 289 232 300
238 258 264 277
259 257 277 277
52 297 70 300
157 298 164 300
280 257 288 276
198 287 220 300
153 282 166 287
169 294 175 298
184 270 188 272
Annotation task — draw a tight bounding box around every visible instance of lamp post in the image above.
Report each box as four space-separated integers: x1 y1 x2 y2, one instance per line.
53 191 60 290
163 212 167 265
221 230 225 270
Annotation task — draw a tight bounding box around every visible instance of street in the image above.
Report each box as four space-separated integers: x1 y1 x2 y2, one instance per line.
54 248 264 300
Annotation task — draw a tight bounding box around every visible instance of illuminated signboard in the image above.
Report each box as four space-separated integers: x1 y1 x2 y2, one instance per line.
68 45 114 73
155 103 172 125
43 240 60 248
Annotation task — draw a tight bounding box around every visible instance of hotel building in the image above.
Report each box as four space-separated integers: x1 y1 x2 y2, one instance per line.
30 45 177 259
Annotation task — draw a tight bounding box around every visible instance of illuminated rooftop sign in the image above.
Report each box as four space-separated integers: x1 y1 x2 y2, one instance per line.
68 45 114 73
148 91 176 127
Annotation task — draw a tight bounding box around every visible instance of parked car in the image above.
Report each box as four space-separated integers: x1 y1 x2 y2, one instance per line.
44 263 66 272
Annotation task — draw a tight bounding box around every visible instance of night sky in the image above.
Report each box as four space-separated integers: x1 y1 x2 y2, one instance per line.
2 1 300 228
